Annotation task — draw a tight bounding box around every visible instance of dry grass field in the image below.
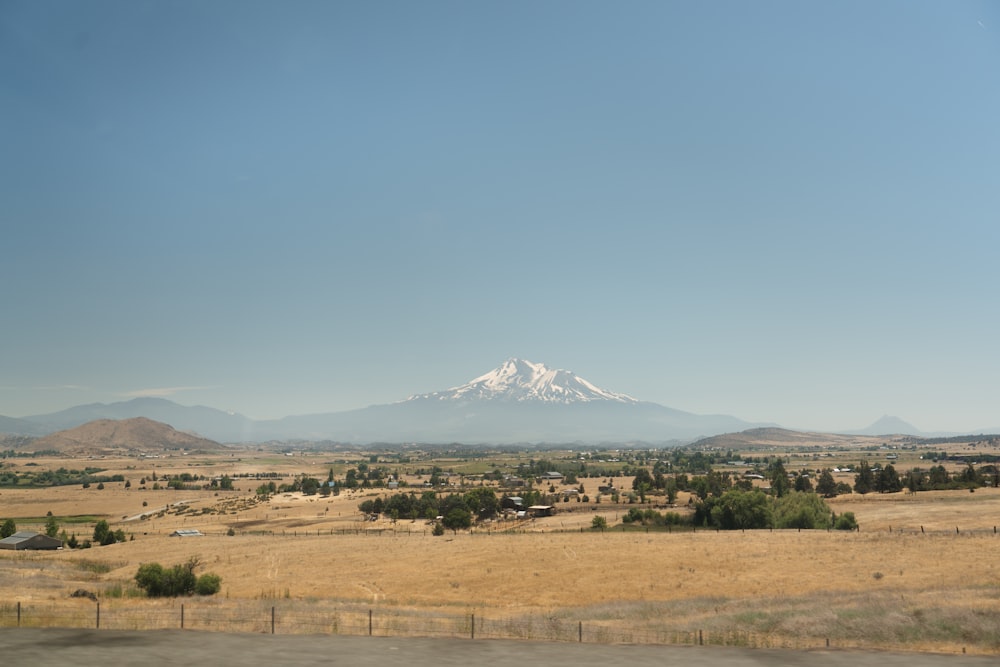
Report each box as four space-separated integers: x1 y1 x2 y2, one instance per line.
2 450 1000 653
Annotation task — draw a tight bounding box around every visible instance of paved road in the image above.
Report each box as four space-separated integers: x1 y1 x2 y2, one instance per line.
0 629 994 667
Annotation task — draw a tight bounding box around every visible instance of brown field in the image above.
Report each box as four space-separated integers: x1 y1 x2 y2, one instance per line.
2 451 1000 653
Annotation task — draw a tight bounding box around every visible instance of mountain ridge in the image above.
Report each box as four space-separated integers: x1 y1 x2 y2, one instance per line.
5 358 765 443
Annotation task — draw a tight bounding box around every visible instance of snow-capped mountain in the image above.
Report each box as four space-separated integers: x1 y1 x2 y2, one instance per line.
406 358 639 404
11 359 770 444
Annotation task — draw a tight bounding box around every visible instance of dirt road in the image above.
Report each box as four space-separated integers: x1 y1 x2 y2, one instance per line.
0 629 993 667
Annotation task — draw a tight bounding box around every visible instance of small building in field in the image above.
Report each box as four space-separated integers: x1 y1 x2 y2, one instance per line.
527 505 555 518
538 472 564 483
501 496 524 510
169 529 203 537
0 531 62 551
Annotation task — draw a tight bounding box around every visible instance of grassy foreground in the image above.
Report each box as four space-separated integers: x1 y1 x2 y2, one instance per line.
2 451 999 654
2 527 999 653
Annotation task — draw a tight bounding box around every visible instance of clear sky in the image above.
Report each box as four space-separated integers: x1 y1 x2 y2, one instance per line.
2 1 999 433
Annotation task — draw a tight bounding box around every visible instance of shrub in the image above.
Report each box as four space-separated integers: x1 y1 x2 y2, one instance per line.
834 511 858 531
772 491 833 529
135 558 221 597
195 574 222 595
591 516 608 530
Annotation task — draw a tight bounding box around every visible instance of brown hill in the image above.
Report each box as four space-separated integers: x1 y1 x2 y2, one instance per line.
27 417 223 455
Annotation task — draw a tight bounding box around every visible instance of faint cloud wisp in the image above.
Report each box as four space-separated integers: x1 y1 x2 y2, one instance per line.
121 386 218 399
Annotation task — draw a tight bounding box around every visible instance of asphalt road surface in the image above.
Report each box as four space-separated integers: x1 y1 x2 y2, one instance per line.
1 629 994 667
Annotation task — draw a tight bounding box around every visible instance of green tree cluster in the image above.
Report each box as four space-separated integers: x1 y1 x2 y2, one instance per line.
694 490 834 530
135 558 221 597
93 520 126 546
621 507 684 527
360 488 503 526
772 491 833 529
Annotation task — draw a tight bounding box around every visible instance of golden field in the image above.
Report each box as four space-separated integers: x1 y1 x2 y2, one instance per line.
2 450 1000 653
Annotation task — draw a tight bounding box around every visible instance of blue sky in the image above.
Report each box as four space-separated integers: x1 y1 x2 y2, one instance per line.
2 1 998 432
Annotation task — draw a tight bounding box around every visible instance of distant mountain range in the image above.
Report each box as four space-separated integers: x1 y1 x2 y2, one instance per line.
844 415 924 437
1 359 991 444
1 359 766 444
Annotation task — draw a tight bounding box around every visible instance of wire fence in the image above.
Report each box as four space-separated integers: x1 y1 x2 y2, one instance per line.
0 599 956 652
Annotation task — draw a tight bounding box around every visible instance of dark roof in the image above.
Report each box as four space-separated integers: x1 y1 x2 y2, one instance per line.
0 531 63 550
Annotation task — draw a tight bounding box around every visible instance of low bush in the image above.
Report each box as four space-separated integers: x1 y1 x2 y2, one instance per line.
135 558 222 597
834 511 858 531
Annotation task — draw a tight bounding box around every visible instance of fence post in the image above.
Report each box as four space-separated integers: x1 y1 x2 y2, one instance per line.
471 613 475 639
181 604 184 629
17 601 21 627
271 606 275 634
698 629 703 645
579 621 583 643
96 602 100 629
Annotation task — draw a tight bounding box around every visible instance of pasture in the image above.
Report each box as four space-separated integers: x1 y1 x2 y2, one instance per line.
1 448 999 653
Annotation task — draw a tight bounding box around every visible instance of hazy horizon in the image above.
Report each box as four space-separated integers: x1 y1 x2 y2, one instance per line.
3 2 998 433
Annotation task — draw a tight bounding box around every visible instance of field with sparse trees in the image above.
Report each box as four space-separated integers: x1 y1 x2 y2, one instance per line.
2 434 1000 653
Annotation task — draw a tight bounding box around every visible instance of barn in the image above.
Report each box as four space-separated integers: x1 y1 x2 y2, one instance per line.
0 531 63 551
527 505 555 517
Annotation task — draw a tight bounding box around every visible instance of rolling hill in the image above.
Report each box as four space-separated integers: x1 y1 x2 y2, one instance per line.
25 417 224 456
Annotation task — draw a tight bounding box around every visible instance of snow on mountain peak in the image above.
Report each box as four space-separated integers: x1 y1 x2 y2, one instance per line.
406 358 640 404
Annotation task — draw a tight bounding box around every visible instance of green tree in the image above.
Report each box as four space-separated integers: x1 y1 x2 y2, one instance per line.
875 464 903 493
959 464 980 487
632 468 653 492
772 491 833 529
464 487 499 520
0 518 16 538
793 473 813 493
44 515 59 538
664 478 679 504
710 489 772 529
219 475 234 491
93 520 114 545
442 507 472 533
815 470 837 498
854 461 875 494
135 562 167 596
591 516 608 530
768 460 790 497
928 465 950 488
300 476 320 495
